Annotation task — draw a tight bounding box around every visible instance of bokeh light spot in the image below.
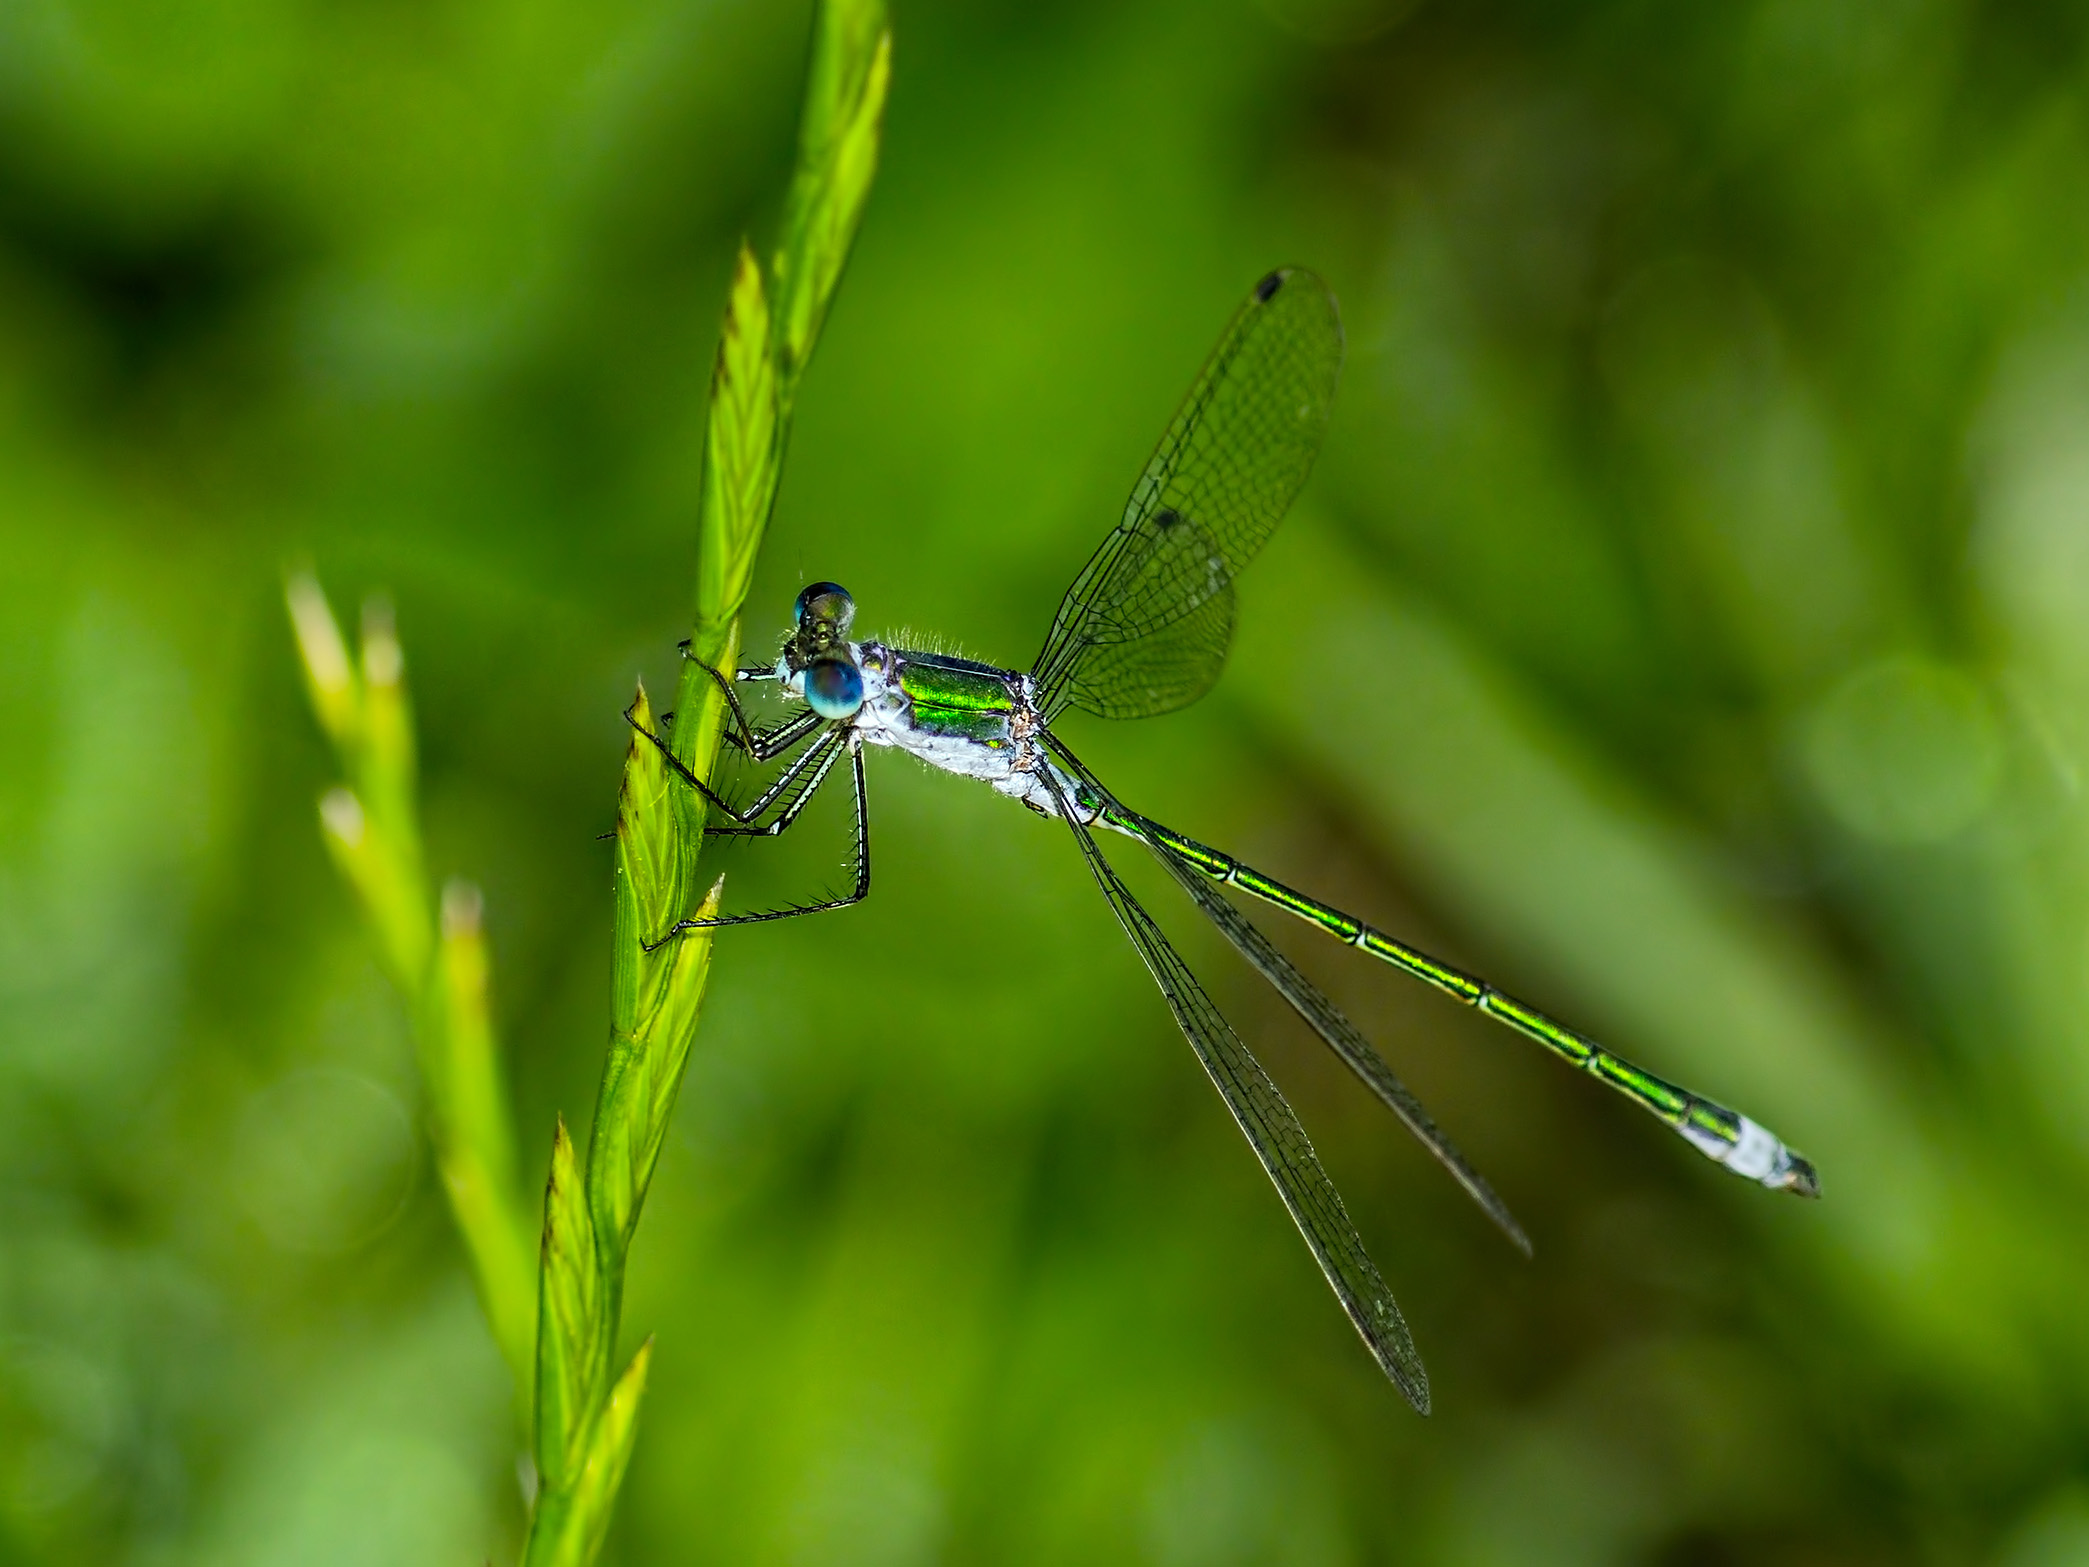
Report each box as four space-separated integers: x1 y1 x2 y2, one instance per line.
234 1069 417 1255
1802 656 2002 844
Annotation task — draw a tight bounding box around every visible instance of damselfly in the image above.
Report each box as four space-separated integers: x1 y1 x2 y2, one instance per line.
640 267 1818 1412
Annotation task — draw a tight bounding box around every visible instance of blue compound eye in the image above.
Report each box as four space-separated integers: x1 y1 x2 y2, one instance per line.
804 657 864 719
794 581 854 632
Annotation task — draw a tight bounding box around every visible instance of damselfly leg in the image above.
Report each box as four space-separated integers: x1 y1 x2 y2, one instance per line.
676 645 817 761
708 729 852 839
626 703 833 829
639 734 872 949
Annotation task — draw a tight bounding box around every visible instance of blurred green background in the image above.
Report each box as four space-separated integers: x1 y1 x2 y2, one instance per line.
5 0 2089 1560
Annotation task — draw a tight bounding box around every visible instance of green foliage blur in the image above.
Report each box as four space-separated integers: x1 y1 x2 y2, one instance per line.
4 0 2089 1560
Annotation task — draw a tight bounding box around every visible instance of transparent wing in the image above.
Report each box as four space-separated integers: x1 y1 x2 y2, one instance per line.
1032 268 1343 721
1147 829 1530 1256
1039 769 1430 1411
1045 576 1235 721
1042 736 1529 1254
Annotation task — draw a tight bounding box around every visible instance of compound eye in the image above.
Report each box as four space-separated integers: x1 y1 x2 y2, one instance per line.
793 581 855 632
804 657 865 720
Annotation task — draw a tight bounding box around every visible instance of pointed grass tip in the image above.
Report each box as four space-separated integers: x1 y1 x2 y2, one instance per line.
284 572 352 696
319 787 365 848
359 596 402 686
440 879 483 938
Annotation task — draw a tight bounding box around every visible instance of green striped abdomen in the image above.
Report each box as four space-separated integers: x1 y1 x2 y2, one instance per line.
1103 807 1817 1197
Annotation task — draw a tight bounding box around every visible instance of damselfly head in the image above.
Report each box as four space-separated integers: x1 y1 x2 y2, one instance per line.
794 582 855 634
804 656 865 719
789 581 857 670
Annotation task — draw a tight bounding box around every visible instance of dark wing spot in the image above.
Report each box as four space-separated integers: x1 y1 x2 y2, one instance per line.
1154 507 1181 530
1255 269 1285 302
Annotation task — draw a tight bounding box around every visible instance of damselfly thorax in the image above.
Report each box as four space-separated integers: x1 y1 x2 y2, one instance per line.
785 641 1090 821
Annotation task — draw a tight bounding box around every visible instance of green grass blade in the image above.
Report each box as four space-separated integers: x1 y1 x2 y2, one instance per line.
532 1118 600 1494
520 2 891 1559
772 0 892 385
521 1336 654 1567
436 880 536 1387
285 569 360 749
287 573 537 1406
593 684 722 1264
521 687 725 1567
694 246 780 651
568 1341 654 1567
682 0 892 682
292 580 431 990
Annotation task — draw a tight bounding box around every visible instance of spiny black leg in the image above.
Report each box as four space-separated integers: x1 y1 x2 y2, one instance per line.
715 701 822 762
735 706 825 763
680 649 811 761
710 730 849 838
642 736 871 948
675 638 776 682
675 643 765 751
623 701 823 825
706 720 837 823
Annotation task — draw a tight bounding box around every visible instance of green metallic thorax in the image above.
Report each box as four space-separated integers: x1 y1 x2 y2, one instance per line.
896 652 1019 747
897 656 1015 711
